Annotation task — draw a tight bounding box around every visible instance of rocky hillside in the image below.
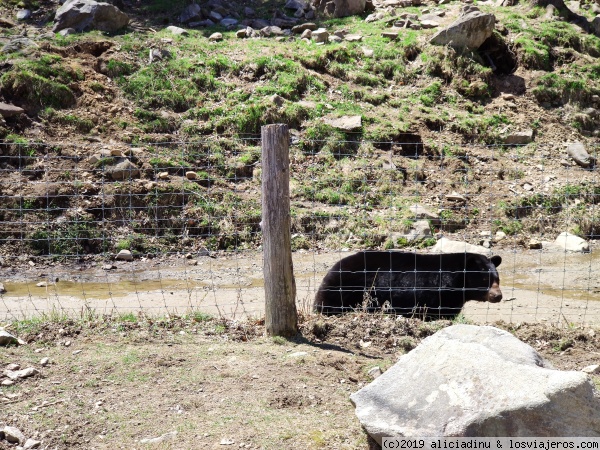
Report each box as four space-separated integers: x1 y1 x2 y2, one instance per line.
0 0 599 259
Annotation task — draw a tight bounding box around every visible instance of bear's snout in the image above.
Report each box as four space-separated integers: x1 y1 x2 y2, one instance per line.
488 283 503 303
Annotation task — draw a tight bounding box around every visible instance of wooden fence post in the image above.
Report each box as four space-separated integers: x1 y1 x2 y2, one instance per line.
261 124 297 337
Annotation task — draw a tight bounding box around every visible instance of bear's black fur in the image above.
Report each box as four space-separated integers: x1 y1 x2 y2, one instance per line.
314 251 502 319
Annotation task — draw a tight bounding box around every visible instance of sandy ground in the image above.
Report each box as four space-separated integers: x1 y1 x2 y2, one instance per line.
1 245 599 325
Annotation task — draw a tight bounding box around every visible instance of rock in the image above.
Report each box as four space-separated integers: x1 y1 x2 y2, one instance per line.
344 34 362 42
108 159 140 181
351 324 600 443
493 231 506 242
209 11 223 21
139 430 177 444
403 220 432 242
567 142 594 168
420 19 440 28
314 0 366 18
149 48 171 63
220 18 238 27
408 204 440 224
5 367 39 380
292 22 317 33
0 330 19 346
6 363 20 371
367 366 382 378
185 171 197 180
285 0 309 9
582 365 600 374
287 351 308 358
40 357 50 367
504 129 534 145
445 192 467 202
381 30 399 40
53 0 129 33
311 28 329 43
430 237 490 255
166 25 188 36
116 249 133 261
260 26 283 36
1 379 14 386
430 7 495 50
179 3 201 23
59 28 78 36
554 232 589 253
23 439 42 450
529 239 542 250
323 115 361 130
3 426 25 445
0 282 5 294
1 37 38 54
16 9 32 21
208 32 223 41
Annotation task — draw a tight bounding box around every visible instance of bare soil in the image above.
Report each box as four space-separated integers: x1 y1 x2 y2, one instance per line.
2 315 600 450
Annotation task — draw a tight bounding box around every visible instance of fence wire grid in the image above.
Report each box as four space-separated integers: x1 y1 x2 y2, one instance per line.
0 136 598 326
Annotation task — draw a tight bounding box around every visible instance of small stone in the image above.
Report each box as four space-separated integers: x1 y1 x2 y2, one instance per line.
116 250 133 261
311 28 329 43
344 34 362 42
381 31 399 40
3 426 25 444
445 192 467 202
6 367 39 380
16 9 32 21
23 438 42 449
102 264 116 270
166 25 189 36
73 350 82 355
1 379 14 386
0 102 25 118
158 171 170 180
220 18 238 27
529 239 542 250
582 364 600 374
36 281 49 287
367 366 382 379
209 32 223 42
6 363 20 371
40 357 50 367
0 330 19 346
139 431 177 445
523 183 533 191
287 351 308 358
185 171 197 180
493 231 507 242
64 341 71 347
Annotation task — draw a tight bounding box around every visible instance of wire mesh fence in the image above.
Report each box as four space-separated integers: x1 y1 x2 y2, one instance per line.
0 136 598 325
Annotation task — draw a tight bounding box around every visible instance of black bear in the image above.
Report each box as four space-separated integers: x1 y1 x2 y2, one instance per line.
314 251 502 319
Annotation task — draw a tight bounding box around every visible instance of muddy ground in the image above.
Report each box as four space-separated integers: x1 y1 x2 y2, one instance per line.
1 243 600 326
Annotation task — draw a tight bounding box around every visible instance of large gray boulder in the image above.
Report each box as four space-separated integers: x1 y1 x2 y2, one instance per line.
430 7 495 51
351 325 600 443
53 0 129 33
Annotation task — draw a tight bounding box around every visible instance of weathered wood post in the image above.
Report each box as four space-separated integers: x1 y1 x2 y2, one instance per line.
261 124 297 337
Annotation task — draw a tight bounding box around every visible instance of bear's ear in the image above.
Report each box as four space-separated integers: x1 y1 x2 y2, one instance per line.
490 255 502 267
